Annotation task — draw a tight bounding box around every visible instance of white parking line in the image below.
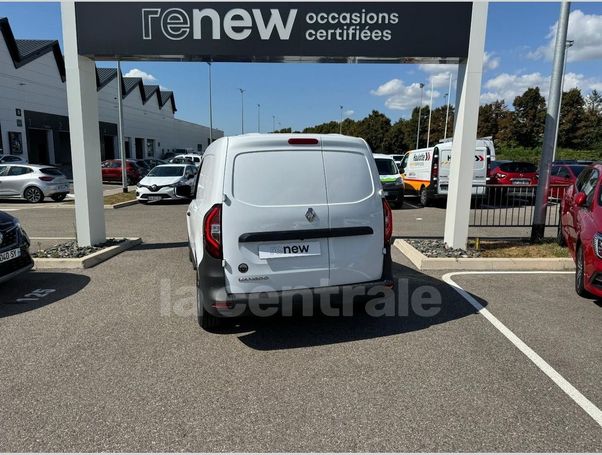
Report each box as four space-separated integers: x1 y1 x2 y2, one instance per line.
404 201 420 209
442 271 602 428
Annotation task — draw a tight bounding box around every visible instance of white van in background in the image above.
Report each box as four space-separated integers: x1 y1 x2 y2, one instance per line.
399 138 496 206
183 134 394 330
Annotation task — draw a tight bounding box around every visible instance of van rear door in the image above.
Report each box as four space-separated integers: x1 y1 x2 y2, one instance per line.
221 139 331 294
321 137 384 285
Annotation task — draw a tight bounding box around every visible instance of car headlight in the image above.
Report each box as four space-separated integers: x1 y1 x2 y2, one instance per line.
593 233 602 259
174 179 188 187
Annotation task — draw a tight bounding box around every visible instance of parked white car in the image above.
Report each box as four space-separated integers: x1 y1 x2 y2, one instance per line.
135 164 197 203
0 155 27 164
0 164 70 203
169 154 202 167
183 134 394 329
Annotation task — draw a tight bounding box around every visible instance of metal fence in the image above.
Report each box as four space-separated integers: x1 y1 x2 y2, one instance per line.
469 184 569 228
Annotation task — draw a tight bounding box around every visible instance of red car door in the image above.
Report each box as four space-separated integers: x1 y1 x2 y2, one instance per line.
563 168 591 251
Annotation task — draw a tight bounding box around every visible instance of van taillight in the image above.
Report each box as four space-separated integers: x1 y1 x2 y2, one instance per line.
383 199 393 245
288 138 319 145
203 204 222 259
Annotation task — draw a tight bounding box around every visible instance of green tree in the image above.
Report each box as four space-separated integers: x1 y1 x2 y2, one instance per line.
384 118 410 153
558 88 586 149
354 110 391 153
512 87 546 148
478 100 511 143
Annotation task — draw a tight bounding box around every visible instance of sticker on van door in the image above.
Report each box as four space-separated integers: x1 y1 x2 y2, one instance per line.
258 241 321 259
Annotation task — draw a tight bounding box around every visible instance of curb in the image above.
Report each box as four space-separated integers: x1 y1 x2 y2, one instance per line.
394 239 575 271
34 237 142 269
104 200 138 209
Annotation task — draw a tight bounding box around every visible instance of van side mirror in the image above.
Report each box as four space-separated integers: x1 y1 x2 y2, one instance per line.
575 192 587 207
176 185 192 198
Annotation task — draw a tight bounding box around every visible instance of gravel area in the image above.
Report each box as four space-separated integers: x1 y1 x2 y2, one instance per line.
407 238 482 258
32 239 125 259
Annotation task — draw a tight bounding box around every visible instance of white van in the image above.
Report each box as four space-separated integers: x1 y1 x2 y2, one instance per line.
399 138 496 206
183 134 394 329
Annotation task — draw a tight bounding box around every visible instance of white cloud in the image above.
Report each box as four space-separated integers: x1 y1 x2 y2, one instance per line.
480 71 602 104
343 109 354 117
483 51 501 70
124 68 157 82
371 79 438 111
159 85 169 91
528 10 602 62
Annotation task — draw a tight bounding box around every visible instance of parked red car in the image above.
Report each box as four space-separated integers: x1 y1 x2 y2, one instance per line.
101 159 142 185
549 163 588 199
558 163 602 298
488 161 538 185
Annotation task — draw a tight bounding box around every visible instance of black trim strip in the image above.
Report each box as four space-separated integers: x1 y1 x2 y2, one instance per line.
239 227 373 243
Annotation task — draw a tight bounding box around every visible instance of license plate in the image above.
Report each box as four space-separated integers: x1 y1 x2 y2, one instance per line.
148 195 162 202
512 179 530 185
258 241 321 259
0 248 20 264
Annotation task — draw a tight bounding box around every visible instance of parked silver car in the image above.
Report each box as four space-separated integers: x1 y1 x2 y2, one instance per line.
0 164 70 203
0 155 27 164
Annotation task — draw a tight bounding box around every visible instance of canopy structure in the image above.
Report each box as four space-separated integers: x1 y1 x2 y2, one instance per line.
62 1 488 249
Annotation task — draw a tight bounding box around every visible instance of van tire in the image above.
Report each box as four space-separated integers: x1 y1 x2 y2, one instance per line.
419 187 431 207
393 192 405 209
51 193 67 202
196 271 222 330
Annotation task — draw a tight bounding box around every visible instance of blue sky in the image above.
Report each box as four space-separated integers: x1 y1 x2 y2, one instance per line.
1 2 602 136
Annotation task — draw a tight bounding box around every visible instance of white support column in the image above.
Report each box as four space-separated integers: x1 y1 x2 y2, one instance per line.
443 1 488 250
61 1 106 247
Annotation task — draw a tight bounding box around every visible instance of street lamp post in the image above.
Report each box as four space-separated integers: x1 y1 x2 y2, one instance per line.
272 115 276 133
444 72 452 139
426 78 434 147
257 103 261 133
339 105 343 134
116 61 127 193
238 88 245 134
207 62 213 143
416 83 424 149
552 39 575 161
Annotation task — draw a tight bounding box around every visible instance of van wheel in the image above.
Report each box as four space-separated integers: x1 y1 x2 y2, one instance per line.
557 219 566 247
419 187 431 207
196 271 221 330
24 186 44 203
575 245 591 298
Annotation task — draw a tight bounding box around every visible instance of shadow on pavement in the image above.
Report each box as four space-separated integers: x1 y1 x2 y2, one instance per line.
133 241 189 251
215 262 488 350
0 271 90 318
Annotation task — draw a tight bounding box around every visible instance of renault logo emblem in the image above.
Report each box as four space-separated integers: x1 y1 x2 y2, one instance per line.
305 208 316 223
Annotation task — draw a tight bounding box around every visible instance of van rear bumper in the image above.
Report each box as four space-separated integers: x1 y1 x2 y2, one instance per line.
198 245 393 317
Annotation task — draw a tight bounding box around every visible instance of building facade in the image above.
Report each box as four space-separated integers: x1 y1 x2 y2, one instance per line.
0 17 222 171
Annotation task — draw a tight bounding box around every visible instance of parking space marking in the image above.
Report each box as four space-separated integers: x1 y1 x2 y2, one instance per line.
442 271 602 428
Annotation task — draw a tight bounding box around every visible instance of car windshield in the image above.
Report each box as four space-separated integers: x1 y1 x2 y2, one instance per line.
499 162 537 173
569 165 587 177
375 158 398 175
147 166 185 177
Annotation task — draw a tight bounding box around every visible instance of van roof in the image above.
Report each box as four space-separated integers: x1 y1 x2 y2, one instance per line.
373 153 396 160
220 133 368 151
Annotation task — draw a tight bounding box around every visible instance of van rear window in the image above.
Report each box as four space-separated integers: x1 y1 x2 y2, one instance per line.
233 151 327 206
375 158 398 176
323 151 373 203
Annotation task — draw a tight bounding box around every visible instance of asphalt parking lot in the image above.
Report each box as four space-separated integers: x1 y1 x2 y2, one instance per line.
0 202 600 451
